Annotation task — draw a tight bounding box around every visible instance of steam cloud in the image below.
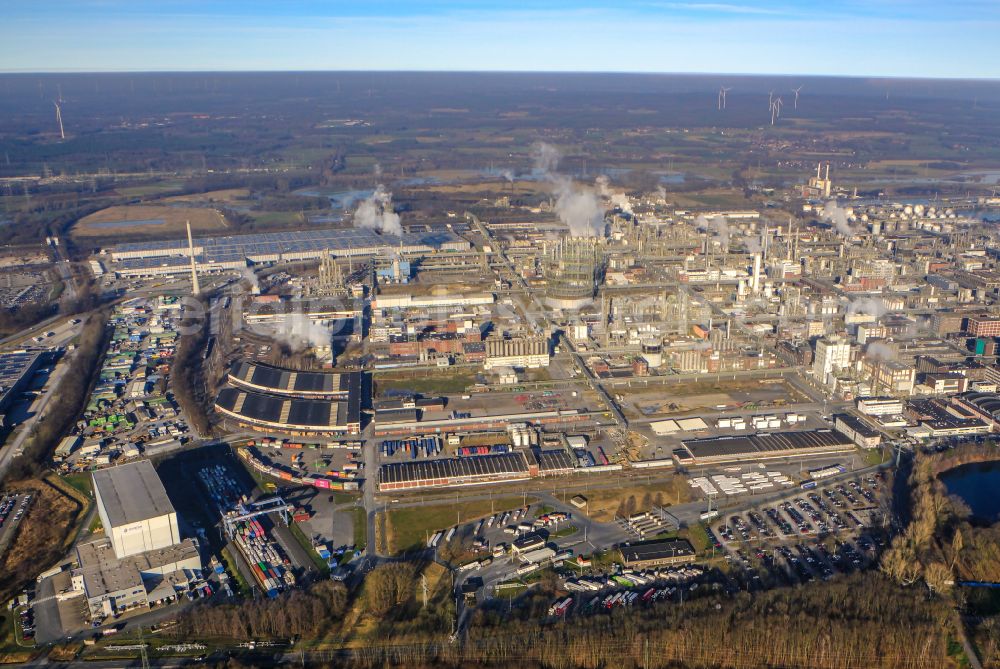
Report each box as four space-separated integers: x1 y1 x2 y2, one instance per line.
823 200 854 237
596 175 632 214
240 266 260 293
499 169 514 182
354 185 402 236
696 214 731 250
532 142 606 238
848 297 887 318
865 342 896 361
277 314 333 351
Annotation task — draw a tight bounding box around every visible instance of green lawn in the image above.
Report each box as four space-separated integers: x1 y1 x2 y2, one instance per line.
681 523 711 554
351 507 367 549
386 496 534 555
61 473 94 498
863 448 890 467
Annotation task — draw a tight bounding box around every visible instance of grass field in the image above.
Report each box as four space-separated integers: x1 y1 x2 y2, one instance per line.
375 369 478 397
74 204 229 238
385 497 533 555
351 507 367 549
60 473 93 498
114 182 185 198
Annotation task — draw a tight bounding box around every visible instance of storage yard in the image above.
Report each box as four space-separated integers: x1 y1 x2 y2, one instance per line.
198 465 296 598
55 297 192 472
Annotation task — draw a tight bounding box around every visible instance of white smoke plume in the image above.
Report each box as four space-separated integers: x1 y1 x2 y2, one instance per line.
595 175 633 214
655 185 667 200
553 177 605 237
532 142 606 237
744 234 763 254
277 314 333 351
696 214 730 250
499 168 514 182
532 142 561 174
373 163 382 178
353 185 402 236
848 297 887 318
240 266 260 293
823 200 854 237
865 342 896 361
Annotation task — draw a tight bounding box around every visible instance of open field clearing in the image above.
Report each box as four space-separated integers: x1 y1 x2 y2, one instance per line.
619 377 806 418
73 204 228 238
385 497 533 555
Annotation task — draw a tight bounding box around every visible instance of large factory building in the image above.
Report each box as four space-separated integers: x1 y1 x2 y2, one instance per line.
93 460 181 559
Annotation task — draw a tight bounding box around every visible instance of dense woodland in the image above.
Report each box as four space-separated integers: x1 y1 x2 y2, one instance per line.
170 297 214 438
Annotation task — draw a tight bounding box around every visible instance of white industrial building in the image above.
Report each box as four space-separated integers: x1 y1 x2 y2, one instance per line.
812 336 852 386
484 337 550 370
93 460 182 559
74 460 201 619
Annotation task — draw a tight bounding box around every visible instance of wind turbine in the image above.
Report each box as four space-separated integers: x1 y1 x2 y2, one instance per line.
718 86 731 110
53 86 65 140
770 98 783 126
792 86 803 109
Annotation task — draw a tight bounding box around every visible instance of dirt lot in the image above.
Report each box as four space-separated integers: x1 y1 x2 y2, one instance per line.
73 204 229 238
0 475 88 600
578 478 694 522
620 378 806 418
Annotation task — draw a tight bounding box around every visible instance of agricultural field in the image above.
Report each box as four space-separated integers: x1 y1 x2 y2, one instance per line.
73 204 228 238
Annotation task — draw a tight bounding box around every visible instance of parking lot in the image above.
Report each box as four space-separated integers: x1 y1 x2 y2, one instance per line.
706 474 889 590
0 492 33 558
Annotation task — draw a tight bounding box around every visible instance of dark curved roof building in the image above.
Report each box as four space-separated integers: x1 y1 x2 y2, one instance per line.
228 360 358 398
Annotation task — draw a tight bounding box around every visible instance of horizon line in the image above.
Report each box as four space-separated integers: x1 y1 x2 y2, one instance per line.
0 68 998 83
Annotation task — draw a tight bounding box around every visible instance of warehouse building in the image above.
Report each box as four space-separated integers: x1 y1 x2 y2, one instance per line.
484 337 550 370
73 539 201 618
620 539 696 568
833 413 882 449
676 430 854 466
905 398 991 438
93 460 181 559
373 407 589 437
78 461 201 618
378 452 531 491
106 228 471 276
215 386 362 435
228 360 360 399
0 350 44 424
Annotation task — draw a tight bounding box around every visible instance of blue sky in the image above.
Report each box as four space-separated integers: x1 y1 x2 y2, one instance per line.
1 1 997 78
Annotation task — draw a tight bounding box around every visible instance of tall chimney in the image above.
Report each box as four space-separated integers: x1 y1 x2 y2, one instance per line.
752 253 762 294
186 221 201 295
